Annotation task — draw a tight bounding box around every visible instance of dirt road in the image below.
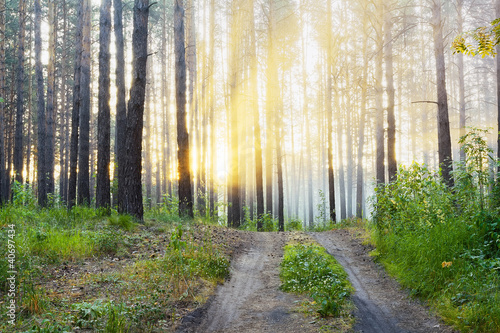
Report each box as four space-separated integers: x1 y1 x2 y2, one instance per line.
178 229 455 333
312 229 456 333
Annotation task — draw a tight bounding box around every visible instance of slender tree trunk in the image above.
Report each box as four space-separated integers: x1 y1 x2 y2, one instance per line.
0 0 5 204
14 0 26 184
46 0 56 196
276 101 284 231
208 0 216 218
457 0 466 161
326 0 336 223
497 0 500 171
431 0 454 187
375 0 385 186
96 0 111 209
78 0 91 205
35 0 47 206
175 0 193 218
145 48 153 207
385 3 396 181
356 6 368 218
59 0 68 201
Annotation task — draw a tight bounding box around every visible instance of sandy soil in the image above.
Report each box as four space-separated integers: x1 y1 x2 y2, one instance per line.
177 229 457 333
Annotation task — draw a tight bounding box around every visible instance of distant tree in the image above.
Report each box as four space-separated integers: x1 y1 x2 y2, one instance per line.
0 0 5 204
46 0 56 196
174 0 193 218
431 0 454 188
78 0 92 205
96 0 112 210
14 0 26 184
35 0 47 206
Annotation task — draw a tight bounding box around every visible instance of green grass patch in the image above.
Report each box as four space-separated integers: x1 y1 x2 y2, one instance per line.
280 242 353 317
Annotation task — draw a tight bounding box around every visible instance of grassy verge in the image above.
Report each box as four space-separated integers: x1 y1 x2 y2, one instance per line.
279 236 354 331
0 189 231 332
372 158 500 332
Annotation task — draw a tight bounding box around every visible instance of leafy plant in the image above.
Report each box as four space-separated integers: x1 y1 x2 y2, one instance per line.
280 243 352 317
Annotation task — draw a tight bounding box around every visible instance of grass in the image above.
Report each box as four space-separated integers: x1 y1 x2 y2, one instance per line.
372 157 500 332
0 186 230 332
279 241 353 318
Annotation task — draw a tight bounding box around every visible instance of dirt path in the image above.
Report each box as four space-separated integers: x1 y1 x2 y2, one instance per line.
312 229 456 333
177 232 326 333
178 229 457 333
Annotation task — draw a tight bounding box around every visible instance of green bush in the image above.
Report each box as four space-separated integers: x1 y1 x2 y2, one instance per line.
280 243 352 317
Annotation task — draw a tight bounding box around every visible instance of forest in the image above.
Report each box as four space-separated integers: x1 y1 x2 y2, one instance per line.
1 0 500 332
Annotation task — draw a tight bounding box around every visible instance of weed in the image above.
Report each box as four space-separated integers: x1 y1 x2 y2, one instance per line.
280 243 352 317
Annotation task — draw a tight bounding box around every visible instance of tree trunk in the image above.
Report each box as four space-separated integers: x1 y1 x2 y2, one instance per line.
46 0 56 196
208 0 216 218
96 0 112 209
175 0 193 218
431 0 454 188
356 5 368 219
122 0 149 220
35 0 47 206
0 0 5 204
375 0 385 186
457 0 466 162
326 0 336 223
495 0 500 170
384 2 397 182
59 0 68 201
228 1 241 228
14 0 26 184
78 0 91 205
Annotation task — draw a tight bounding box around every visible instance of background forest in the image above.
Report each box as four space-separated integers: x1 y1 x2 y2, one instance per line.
0 0 498 225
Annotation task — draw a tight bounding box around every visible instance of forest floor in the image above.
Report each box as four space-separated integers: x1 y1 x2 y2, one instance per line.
177 228 458 333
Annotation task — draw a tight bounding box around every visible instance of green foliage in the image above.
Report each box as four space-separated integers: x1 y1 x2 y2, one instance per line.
280 243 352 317
107 214 137 231
285 217 303 231
453 18 500 57
372 128 500 332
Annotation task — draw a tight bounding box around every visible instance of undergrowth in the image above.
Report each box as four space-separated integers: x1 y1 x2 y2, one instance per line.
280 242 353 317
372 128 500 332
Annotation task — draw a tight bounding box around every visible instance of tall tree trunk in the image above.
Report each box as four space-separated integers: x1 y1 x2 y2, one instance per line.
228 1 241 228
375 0 385 186
14 0 26 184
431 0 454 187
46 0 56 196
356 5 368 218
59 0 68 201
96 0 111 209
175 0 193 218
122 0 149 220
0 0 5 204
35 0 47 206
145 48 153 207
114 0 127 210
208 0 216 218
326 0 336 223
497 0 500 171
385 2 397 182
78 0 91 205
457 0 466 162
276 101 284 231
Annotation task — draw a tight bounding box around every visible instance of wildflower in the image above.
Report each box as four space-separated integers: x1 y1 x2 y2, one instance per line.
441 261 452 268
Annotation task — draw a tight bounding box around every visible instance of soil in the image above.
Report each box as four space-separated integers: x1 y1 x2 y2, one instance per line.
311 229 457 333
178 229 458 333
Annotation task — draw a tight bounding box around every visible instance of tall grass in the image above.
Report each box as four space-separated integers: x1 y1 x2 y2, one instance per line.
372 129 500 332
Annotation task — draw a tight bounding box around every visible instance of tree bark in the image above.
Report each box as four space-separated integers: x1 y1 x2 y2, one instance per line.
78 0 91 205
457 0 466 162
0 0 5 204
375 0 385 186
35 0 47 206
175 0 193 218
97 0 112 209
46 0 56 196
14 0 26 184
122 0 149 220
384 2 397 182
431 0 454 188
326 0 336 223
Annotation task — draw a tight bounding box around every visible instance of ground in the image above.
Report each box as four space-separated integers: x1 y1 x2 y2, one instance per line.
177 228 457 333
